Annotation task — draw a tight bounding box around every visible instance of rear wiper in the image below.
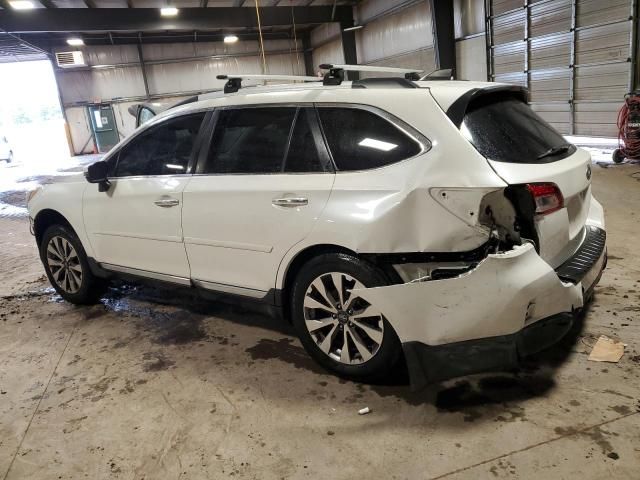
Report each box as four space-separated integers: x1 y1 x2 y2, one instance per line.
537 143 572 160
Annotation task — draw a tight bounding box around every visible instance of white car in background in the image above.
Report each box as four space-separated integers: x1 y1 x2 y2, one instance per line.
26 67 607 387
0 135 13 163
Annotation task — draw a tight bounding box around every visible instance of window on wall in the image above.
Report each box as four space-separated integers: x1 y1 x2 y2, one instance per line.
317 107 422 171
114 112 205 177
203 107 297 174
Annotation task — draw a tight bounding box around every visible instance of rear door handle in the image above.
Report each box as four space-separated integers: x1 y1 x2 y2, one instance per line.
154 197 180 208
272 197 309 208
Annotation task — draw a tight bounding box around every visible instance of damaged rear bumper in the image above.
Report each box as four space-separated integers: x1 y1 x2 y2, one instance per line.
352 228 606 388
402 312 574 387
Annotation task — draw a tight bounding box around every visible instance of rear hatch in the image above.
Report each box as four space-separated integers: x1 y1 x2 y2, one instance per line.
456 90 592 268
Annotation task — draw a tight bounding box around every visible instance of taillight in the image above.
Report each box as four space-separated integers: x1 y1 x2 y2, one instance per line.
526 183 564 215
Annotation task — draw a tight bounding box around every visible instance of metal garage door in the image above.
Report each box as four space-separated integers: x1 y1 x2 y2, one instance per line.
485 0 636 137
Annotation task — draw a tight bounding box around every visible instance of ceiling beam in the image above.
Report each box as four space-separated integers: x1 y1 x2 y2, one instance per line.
0 6 353 32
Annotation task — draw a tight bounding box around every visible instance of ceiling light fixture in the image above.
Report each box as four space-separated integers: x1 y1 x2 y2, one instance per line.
343 25 364 32
66 38 84 46
9 0 35 9
160 7 179 16
224 35 239 44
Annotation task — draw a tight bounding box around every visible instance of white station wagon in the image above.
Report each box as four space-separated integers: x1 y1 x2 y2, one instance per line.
27 66 607 387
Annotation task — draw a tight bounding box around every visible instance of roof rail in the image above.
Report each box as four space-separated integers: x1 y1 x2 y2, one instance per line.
420 68 456 81
319 64 424 85
216 74 323 94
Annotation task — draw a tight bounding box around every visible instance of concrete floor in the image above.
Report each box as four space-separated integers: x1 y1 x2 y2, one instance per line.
0 155 639 479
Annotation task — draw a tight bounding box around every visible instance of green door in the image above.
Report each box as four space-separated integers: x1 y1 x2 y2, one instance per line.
88 104 119 153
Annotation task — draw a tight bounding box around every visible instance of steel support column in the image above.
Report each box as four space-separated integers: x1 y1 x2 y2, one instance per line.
429 0 456 73
340 19 359 80
137 39 150 100
302 32 315 76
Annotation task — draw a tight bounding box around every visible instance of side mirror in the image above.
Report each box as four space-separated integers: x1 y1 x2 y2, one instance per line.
85 160 111 192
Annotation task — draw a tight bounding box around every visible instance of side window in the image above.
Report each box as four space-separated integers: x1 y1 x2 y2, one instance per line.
204 107 296 174
114 112 205 177
284 108 330 173
318 107 422 171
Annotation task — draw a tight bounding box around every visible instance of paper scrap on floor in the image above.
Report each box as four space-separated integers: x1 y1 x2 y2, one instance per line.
588 335 625 363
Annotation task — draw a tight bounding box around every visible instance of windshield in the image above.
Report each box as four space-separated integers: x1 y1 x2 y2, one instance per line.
461 95 575 164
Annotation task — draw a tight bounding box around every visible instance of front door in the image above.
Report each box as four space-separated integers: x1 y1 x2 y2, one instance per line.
182 106 335 298
83 112 207 279
88 104 119 153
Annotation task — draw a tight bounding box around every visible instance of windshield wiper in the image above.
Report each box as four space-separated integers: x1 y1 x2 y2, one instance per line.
537 143 572 160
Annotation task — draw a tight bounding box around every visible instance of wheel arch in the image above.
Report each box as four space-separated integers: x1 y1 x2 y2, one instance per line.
33 209 76 247
278 243 357 322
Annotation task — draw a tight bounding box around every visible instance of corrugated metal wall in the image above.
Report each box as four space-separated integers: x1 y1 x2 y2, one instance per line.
454 0 487 81
310 0 436 76
487 0 635 136
55 39 305 153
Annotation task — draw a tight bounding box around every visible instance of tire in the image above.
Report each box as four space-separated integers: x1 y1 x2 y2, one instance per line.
291 253 402 381
39 224 107 304
612 148 625 164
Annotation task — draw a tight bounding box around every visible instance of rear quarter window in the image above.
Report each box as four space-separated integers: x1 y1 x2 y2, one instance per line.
461 95 576 164
317 107 425 171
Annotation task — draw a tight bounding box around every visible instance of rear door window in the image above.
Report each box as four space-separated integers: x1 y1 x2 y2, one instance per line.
317 107 423 171
461 96 576 163
203 107 296 174
284 108 332 173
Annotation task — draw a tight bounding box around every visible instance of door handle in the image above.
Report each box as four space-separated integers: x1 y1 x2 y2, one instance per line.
154 197 180 208
272 197 309 208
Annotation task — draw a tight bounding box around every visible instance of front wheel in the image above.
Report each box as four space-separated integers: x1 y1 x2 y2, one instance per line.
291 253 402 381
40 224 107 304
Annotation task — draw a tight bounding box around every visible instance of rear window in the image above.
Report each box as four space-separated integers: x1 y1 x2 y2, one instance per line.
461 96 576 164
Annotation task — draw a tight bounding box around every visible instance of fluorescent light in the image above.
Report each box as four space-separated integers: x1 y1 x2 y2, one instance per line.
66 38 84 46
165 164 185 170
343 25 364 32
9 0 35 9
160 7 179 16
359 138 398 152
224 35 239 44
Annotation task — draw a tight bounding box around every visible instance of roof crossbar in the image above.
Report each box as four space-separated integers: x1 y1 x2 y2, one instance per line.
319 64 424 85
216 74 323 94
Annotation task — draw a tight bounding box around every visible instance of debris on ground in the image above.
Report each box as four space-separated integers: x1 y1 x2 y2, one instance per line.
358 407 371 415
588 336 625 363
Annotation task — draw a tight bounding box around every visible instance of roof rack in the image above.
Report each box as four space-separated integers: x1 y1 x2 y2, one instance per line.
216 74 323 94
319 64 424 85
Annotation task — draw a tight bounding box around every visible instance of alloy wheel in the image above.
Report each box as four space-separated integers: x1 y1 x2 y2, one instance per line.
303 272 384 365
46 236 83 294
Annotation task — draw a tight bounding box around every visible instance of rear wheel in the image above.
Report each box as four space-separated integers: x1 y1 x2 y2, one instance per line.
612 148 625 163
40 224 107 304
291 253 402 381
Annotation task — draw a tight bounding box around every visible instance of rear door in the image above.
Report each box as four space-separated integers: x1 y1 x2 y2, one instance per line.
182 106 334 299
460 94 592 268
